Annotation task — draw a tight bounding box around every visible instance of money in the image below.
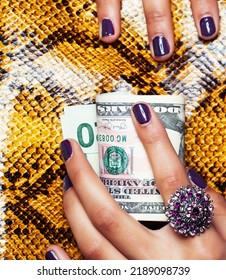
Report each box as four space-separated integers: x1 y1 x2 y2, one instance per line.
60 104 99 175
61 92 185 221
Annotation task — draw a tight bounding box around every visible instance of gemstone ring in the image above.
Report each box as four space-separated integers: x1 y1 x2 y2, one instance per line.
165 185 214 237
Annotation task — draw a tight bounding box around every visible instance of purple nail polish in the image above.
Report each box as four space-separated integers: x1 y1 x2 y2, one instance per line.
187 168 207 189
132 103 151 125
102 19 114 37
63 175 72 192
153 35 170 57
200 16 216 37
46 250 58 260
60 139 72 161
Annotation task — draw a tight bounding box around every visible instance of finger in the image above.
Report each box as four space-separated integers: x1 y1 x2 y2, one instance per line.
154 222 226 259
95 0 121 43
142 0 174 61
207 188 226 240
46 245 71 260
63 178 126 260
60 139 155 259
190 0 220 40
131 103 190 204
187 167 226 240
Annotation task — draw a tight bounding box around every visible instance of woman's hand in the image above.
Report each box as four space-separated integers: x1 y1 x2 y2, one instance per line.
46 103 226 260
95 0 220 61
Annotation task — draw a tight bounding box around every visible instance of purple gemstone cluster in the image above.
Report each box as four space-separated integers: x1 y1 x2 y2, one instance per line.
165 185 214 237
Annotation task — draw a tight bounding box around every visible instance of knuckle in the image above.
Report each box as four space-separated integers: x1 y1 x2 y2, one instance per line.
67 165 91 188
140 126 163 146
145 10 168 24
84 239 103 260
94 205 120 234
158 173 183 192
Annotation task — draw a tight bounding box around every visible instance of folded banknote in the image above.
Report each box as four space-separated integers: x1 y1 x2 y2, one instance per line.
61 92 185 221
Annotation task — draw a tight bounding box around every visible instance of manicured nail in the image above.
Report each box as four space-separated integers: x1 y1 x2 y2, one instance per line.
63 175 72 192
132 103 151 125
45 250 58 260
187 168 207 189
102 18 114 37
152 35 170 57
60 139 72 161
200 16 216 37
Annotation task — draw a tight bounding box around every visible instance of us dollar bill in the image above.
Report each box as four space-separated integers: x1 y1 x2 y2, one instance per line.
60 104 99 175
61 92 185 221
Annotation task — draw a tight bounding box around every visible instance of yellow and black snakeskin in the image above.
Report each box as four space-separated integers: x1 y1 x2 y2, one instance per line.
0 0 225 260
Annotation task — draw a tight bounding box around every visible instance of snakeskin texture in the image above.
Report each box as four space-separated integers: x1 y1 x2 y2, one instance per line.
0 0 225 260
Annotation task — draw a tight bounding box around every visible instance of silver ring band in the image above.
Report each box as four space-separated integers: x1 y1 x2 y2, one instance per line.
165 185 214 237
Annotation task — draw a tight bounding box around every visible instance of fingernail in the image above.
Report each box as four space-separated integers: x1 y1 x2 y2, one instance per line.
45 250 58 260
187 168 207 189
60 139 72 161
63 175 72 192
132 103 151 125
200 16 216 37
101 18 114 37
152 35 170 57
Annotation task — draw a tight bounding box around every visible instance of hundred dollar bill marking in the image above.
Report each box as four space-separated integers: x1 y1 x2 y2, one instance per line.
60 104 99 175
96 92 185 221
